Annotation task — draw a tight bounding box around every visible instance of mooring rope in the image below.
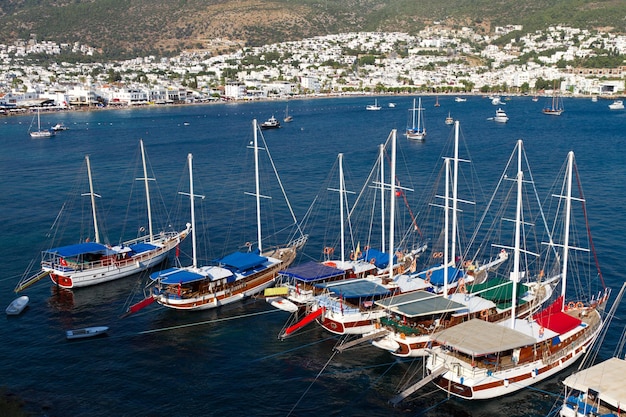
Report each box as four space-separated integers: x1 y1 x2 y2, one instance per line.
286 350 338 417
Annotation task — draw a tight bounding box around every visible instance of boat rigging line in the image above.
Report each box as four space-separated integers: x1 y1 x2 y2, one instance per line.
137 308 281 335
286 350 339 417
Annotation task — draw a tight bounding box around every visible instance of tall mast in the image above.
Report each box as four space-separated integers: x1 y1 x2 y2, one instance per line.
254 119 263 253
560 151 574 309
339 153 346 263
139 140 154 242
451 121 460 266
379 143 386 251
443 157 450 296
188 153 198 268
84 155 101 243
417 98 422 131
388 129 397 280
179 153 204 269
510 140 524 328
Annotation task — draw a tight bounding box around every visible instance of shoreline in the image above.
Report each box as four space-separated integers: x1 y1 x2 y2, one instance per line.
2 91 622 120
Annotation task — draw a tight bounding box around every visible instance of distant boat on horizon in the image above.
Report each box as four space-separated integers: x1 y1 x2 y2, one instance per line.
29 108 54 138
542 84 564 116
366 99 382 111
283 104 293 122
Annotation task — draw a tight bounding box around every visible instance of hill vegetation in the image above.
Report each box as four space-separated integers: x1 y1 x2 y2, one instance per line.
0 0 624 60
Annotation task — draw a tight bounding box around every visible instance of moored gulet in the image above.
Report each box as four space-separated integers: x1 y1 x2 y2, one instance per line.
392 146 608 403
280 130 428 338
369 126 559 359
269 151 423 314
15 141 190 291
134 120 307 312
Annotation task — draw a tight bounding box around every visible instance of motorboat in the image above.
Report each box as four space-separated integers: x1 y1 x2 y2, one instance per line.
493 108 509 123
260 115 281 129
608 100 624 110
52 123 69 131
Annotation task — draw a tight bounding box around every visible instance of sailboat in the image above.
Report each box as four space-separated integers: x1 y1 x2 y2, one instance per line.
399 144 608 402
135 120 307 312
366 99 382 111
29 108 54 138
280 130 429 338
15 141 191 291
406 98 426 141
434 96 440 107
269 153 380 313
369 121 547 358
283 104 293 122
542 83 565 115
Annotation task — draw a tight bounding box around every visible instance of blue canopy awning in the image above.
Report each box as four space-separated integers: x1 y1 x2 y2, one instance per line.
360 248 396 269
215 251 267 272
43 242 114 257
316 279 391 298
416 265 464 286
279 261 345 282
129 242 157 254
150 267 205 284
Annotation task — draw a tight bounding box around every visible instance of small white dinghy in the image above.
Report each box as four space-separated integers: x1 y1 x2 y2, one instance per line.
66 326 109 340
6 295 29 316
267 296 299 313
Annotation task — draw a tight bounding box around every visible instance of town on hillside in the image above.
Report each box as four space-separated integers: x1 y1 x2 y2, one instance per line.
1 24 625 112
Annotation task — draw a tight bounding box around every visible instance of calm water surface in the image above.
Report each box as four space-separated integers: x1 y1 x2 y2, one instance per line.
1 96 625 416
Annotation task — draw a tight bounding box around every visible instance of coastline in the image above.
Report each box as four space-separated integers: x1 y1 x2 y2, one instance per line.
3 91 622 120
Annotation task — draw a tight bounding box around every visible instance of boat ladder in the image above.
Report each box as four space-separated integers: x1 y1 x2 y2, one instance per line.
334 329 389 353
390 365 446 405
14 269 50 292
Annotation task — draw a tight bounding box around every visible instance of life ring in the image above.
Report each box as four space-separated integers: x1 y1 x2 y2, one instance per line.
457 278 467 294
576 301 584 309
425 270 432 284
400 333 406 340
463 260 472 268
59 258 68 266
480 309 488 319
433 252 443 258
567 301 576 310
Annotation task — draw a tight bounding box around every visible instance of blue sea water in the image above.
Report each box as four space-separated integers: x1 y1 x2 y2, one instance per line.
1 96 625 417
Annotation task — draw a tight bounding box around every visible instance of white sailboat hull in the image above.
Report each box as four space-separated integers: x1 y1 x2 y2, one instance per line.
152 246 298 311
44 229 189 289
427 309 602 400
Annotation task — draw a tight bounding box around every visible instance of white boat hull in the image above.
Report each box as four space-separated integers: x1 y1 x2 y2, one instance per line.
44 229 189 289
267 296 299 313
427 309 602 400
153 246 297 311
6 295 29 315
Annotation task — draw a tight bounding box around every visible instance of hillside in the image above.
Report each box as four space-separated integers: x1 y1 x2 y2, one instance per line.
0 0 624 60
